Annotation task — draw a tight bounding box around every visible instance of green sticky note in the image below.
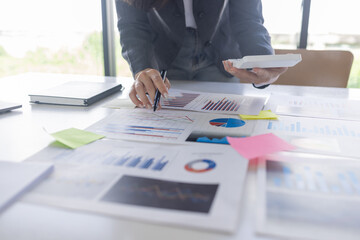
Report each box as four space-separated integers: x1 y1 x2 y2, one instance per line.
239 110 279 120
50 128 105 149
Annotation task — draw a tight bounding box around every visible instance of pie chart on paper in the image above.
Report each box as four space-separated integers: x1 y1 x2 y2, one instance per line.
209 118 246 128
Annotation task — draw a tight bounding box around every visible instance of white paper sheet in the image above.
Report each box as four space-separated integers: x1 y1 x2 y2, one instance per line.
24 139 248 233
160 89 267 115
102 98 135 109
266 94 360 121
0 161 53 213
256 153 360 240
87 108 256 144
252 115 360 158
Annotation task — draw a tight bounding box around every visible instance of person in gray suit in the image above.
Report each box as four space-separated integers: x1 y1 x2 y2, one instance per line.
115 0 287 109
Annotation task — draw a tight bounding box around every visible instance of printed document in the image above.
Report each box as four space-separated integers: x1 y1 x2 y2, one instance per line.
266 94 360 121
160 89 267 115
252 115 360 158
24 139 248 233
87 108 256 144
256 153 360 240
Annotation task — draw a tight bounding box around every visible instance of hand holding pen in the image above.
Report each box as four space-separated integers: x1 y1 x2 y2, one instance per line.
153 70 167 112
128 69 170 109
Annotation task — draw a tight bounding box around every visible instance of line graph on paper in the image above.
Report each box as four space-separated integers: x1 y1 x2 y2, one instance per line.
126 112 194 123
89 109 198 142
101 175 219 213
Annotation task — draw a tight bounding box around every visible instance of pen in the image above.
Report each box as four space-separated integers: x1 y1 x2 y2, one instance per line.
153 70 167 112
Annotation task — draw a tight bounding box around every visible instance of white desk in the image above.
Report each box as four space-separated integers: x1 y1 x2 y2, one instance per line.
0 73 359 240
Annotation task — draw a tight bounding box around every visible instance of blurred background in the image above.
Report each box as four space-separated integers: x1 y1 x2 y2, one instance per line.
0 0 359 87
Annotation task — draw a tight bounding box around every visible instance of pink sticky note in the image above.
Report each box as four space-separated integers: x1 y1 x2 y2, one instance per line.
227 133 295 160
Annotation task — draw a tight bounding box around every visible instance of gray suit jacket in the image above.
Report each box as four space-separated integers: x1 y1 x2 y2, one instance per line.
115 0 274 77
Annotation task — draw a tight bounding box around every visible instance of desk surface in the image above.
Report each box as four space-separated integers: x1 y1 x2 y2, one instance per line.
0 73 359 240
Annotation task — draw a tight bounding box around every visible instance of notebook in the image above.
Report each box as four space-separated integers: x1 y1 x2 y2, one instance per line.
0 161 53 213
29 81 123 106
0 101 22 114
228 54 302 69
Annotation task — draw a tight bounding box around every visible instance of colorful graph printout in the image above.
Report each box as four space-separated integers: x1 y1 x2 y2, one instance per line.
256 116 360 139
161 92 200 108
185 159 216 173
209 118 245 128
87 109 255 144
101 175 218 213
25 140 249 233
257 154 360 240
252 117 360 159
161 89 267 115
41 139 173 172
110 154 168 171
87 109 198 143
266 160 360 195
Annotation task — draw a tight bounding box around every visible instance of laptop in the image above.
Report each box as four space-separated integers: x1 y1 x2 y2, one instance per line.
29 81 123 106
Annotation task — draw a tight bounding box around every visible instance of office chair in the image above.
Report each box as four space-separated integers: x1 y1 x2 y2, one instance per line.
274 49 354 88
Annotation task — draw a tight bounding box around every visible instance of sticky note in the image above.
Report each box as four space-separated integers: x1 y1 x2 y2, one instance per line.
227 133 295 159
50 128 105 149
239 110 278 120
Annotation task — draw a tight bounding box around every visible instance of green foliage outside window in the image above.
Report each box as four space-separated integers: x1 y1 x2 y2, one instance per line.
0 32 359 87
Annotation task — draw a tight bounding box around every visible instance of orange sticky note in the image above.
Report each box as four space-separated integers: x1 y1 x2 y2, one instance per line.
227 133 295 159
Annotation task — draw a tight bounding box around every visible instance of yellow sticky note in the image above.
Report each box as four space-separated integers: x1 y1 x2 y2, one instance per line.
239 110 278 120
50 128 105 149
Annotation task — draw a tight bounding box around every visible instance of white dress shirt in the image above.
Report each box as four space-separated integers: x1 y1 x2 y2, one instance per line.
183 0 197 28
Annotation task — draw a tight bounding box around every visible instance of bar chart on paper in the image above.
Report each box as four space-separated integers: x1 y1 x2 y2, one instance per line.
260 116 360 139
52 144 171 172
110 154 169 171
161 89 266 115
88 109 197 142
266 160 360 196
267 94 360 121
161 92 200 108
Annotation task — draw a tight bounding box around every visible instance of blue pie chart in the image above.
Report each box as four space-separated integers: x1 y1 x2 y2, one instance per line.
209 118 245 128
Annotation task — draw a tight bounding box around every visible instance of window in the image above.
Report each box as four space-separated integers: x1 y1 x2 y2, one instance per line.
112 0 132 78
0 0 104 77
262 0 303 49
307 0 360 87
